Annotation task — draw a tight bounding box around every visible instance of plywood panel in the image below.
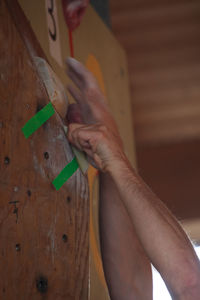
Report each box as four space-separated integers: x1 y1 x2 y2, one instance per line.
0 0 89 298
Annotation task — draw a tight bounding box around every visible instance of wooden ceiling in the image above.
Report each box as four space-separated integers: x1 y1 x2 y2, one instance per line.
110 0 200 147
110 0 200 221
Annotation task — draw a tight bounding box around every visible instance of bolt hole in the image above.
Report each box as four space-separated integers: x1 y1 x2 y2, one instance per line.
67 196 71 203
15 244 20 251
62 234 68 243
44 152 49 160
36 103 44 113
4 157 10 165
27 190 31 197
36 276 48 294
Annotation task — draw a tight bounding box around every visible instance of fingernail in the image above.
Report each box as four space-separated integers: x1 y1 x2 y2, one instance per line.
66 57 78 67
66 57 70 64
66 57 74 64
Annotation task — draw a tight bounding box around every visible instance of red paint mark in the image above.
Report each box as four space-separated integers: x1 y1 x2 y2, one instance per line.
68 29 74 57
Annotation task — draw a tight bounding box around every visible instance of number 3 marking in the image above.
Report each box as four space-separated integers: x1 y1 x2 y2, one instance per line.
47 0 57 41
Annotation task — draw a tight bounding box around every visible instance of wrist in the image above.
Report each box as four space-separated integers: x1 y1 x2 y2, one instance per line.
106 154 131 177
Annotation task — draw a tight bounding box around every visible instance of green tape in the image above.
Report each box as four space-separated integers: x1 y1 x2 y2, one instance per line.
22 102 55 138
52 157 79 191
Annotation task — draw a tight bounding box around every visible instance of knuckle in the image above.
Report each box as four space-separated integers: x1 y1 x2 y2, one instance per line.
68 123 76 131
85 86 98 99
99 124 107 132
96 131 104 140
77 129 82 139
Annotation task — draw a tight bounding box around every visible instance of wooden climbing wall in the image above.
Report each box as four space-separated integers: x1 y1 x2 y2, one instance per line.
0 0 89 299
0 0 136 299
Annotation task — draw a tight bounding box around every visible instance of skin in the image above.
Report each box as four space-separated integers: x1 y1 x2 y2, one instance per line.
66 57 153 299
66 58 200 299
62 0 89 31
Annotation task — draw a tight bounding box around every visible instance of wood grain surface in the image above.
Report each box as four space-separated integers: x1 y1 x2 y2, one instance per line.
0 0 89 298
110 0 200 146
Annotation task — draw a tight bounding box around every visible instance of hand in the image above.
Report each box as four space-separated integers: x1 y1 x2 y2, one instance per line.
67 123 126 172
66 57 125 170
66 58 121 139
62 0 89 31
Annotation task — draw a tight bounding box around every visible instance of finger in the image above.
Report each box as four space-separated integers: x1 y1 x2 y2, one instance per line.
62 1 84 30
67 69 83 90
74 128 98 152
67 123 95 165
68 124 105 170
66 57 95 87
68 123 84 150
68 124 92 150
67 123 85 142
67 103 83 124
67 84 82 104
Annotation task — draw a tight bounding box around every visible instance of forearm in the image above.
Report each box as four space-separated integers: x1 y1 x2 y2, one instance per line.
99 172 153 300
66 57 200 299
108 158 200 298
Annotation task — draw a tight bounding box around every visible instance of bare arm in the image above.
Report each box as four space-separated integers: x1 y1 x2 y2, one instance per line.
68 121 200 299
66 58 153 300
99 172 152 300
109 157 200 299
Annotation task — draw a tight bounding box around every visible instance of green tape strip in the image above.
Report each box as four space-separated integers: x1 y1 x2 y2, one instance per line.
52 157 79 191
22 102 55 138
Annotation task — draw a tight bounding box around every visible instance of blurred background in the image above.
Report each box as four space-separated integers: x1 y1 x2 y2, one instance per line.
92 0 200 226
91 1 200 297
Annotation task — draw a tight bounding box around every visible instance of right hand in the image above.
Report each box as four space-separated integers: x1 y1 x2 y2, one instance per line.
66 58 122 141
66 58 125 170
67 122 126 172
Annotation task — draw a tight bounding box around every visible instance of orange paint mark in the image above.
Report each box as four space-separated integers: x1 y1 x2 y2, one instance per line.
86 55 107 289
86 54 106 96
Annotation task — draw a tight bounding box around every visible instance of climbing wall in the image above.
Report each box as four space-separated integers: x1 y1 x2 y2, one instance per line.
0 0 136 299
0 0 89 299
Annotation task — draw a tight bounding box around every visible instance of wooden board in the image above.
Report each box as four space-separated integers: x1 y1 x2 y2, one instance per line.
0 0 89 298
